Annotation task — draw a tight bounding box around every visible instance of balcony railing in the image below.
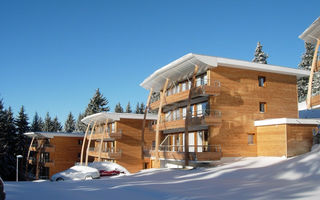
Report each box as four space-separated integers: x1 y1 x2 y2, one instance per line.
87 130 123 140
158 145 221 152
88 147 122 159
150 80 220 110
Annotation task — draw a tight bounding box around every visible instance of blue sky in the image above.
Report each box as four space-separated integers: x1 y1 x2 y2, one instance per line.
0 0 319 124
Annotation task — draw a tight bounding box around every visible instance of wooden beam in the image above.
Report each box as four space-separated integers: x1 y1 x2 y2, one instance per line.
185 65 199 167
80 122 91 165
85 121 96 166
307 39 320 109
98 119 109 161
25 136 35 178
141 88 153 167
35 139 45 180
155 79 169 166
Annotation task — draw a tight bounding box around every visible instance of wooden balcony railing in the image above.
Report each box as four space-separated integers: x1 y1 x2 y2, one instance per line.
150 81 220 110
88 147 122 159
87 130 123 140
150 145 222 161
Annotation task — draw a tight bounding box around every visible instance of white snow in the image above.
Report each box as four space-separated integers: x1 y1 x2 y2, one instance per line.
5 146 320 200
51 165 100 181
87 161 130 175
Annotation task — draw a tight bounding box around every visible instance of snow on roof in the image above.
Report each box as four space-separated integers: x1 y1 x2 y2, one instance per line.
254 118 320 126
299 17 320 44
81 112 158 125
24 132 84 138
140 53 310 92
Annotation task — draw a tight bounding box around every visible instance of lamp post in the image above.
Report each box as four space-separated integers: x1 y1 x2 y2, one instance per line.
16 155 23 182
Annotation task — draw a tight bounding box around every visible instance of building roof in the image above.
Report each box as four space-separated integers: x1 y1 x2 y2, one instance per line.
24 132 85 138
299 17 320 44
140 53 310 92
81 112 158 125
254 118 320 126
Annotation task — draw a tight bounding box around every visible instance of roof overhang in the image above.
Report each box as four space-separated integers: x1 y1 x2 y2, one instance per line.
299 17 320 44
254 118 320 126
81 112 158 125
24 132 84 138
140 53 310 92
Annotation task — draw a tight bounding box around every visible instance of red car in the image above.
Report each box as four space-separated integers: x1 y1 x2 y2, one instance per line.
99 170 123 177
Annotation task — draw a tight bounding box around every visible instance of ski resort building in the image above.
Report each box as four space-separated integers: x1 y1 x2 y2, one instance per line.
80 112 157 173
140 53 319 168
24 132 84 179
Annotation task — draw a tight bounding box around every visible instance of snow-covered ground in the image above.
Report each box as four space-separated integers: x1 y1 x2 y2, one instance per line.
5 145 320 200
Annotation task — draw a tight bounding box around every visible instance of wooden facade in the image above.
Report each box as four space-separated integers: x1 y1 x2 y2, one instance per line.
81 113 157 173
140 53 312 168
25 132 84 179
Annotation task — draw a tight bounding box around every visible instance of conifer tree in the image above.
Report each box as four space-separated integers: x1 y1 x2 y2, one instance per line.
252 41 269 64
64 112 76 132
52 116 62 132
139 102 145 114
0 102 17 180
125 102 132 113
76 112 86 132
297 42 318 102
14 106 29 161
115 102 124 113
43 112 54 132
135 102 140 114
85 88 110 116
30 112 43 132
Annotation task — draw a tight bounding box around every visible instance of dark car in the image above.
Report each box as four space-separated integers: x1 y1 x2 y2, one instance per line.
0 177 5 200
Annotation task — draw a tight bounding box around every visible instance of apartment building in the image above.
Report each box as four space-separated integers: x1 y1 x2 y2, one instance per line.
80 112 157 173
24 132 84 179
140 53 318 168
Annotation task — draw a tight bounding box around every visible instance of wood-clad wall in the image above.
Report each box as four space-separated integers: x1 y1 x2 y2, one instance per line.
209 66 299 157
49 136 83 178
116 118 155 173
256 125 287 156
287 124 314 157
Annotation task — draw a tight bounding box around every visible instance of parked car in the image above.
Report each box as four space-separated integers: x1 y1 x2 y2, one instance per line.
0 177 5 200
51 165 100 181
99 169 125 177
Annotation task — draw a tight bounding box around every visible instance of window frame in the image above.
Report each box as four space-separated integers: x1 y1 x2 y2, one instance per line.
258 76 266 87
259 102 266 113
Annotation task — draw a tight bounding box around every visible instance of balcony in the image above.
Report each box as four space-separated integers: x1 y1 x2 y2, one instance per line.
150 145 222 161
150 82 220 110
29 144 55 152
87 130 123 140
159 110 222 131
88 147 122 160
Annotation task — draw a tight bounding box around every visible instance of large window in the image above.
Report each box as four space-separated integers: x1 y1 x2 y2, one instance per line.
111 123 115 133
182 107 187 119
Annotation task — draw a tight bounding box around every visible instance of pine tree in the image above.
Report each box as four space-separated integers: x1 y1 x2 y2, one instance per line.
14 106 29 159
43 112 54 132
150 92 160 103
85 88 110 116
297 42 318 102
64 112 76 133
0 102 18 180
76 112 86 132
135 102 140 114
30 112 43 132
52 116 62 132
125 102 132 113
139 102 145 114
114 102 124 113
252 41 269 64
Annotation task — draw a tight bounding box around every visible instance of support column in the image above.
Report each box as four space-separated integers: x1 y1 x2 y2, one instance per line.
141 89 153 168
98 119 109 161
155 79 169 167
80 122 91 165
85 122 96 166
307 39 320 109
184 65 199 167
25 136 35 178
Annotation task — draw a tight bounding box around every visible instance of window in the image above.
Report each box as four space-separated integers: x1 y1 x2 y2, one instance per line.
182 107 187 119
188 80 191 90
172 110 177 121
196 77 201 87
203 74 208 85
191 106 195 118
197 104 203 117
165 111 171 121
258 76 266 87
78 139 82 145
182 82 187 91
259 102 266 113
248 134 255 145
111 123 115 133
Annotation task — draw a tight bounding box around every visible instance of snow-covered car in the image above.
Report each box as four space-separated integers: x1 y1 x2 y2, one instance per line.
51 165 100 181
0 177 5 200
